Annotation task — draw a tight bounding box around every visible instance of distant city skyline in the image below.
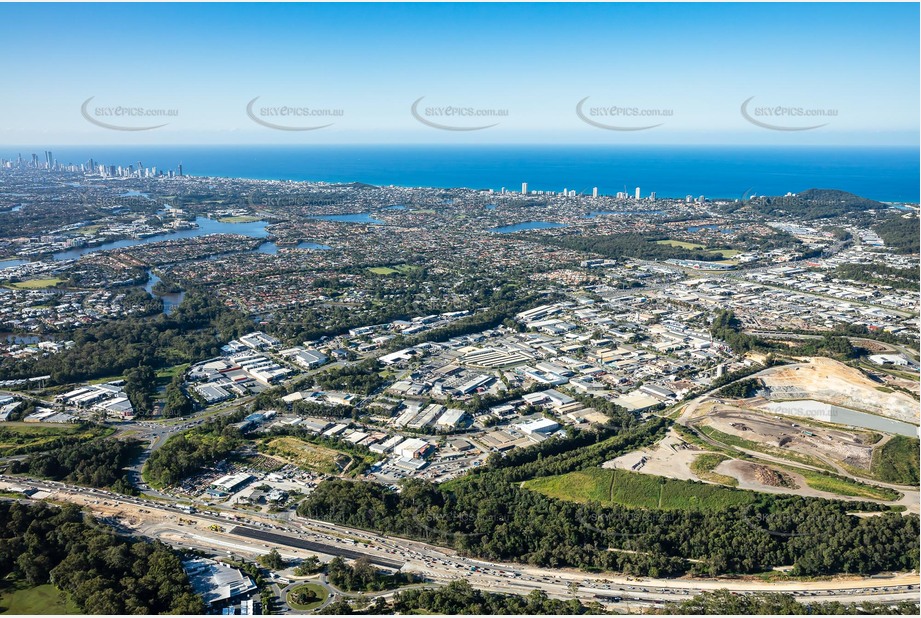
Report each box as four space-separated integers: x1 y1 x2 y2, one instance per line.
0 2 917 145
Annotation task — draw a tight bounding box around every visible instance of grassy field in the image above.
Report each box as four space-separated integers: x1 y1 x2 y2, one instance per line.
368 264 421 276
368 266 398 275
0 582 81 615
871 435 920 485
8 278 65 289
522 467 759 512
689 453 738 486
217 215 262 223
262 437 352 474
285 583 328 611
655 239 706 250
155 362 189 385
77 225 104 235
708 248 741 258
0 423 111 457
654 240 740 258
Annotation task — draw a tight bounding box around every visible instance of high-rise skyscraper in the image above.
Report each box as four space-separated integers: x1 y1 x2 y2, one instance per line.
649 192 656 201
635 187 641 200
592 187 598 198
521 182 528 195
178 163 184 177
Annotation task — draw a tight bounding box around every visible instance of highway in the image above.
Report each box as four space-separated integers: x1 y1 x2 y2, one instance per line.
229 525 405 569
2 475 918 609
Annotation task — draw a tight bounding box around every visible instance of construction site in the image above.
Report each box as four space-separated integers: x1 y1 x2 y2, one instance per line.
700 405 878 472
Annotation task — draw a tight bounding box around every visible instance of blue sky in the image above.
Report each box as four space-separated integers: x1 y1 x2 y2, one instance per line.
0 2 917 145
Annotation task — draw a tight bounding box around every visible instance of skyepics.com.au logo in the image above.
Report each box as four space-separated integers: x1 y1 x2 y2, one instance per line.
740 96 837 131
576 97 673 131
411 97 508 131
246 96 344 131
81 97 178 131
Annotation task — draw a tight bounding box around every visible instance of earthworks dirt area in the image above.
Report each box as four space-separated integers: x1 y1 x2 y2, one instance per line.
604 428 704 481
758 358 919 423
705 406 875 470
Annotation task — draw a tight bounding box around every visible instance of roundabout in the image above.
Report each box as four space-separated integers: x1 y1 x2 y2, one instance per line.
285 582 329 612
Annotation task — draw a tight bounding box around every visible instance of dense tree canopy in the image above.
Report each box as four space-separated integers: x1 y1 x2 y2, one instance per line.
390 580 597 615
10 437 140 494
0 501 203 615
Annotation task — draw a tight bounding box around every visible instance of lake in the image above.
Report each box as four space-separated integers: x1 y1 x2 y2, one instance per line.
764 400 919 438
0 259 29 270
143 270 185 315
688 224 735 233
52 217 271 261
308 213 383 224
490 221 567 233
0 332 42 345
586 210 664 218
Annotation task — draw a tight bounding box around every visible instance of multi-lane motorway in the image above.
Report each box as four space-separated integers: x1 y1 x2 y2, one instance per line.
2 475 918 610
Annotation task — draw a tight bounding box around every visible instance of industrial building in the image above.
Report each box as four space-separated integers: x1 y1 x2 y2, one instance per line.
517 417 561 435
279 347 328 369
435 408 468 430
211 473 253 494
394 437 432 459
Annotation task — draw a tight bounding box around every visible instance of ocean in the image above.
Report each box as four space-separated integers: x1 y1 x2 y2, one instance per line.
5 145 918 203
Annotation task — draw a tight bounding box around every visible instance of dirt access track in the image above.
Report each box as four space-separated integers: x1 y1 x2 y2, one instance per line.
758 358 919 424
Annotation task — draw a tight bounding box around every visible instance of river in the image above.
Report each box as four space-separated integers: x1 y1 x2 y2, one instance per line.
51 217 272 261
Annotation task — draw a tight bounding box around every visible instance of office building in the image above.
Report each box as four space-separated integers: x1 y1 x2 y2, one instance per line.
521 182 528 195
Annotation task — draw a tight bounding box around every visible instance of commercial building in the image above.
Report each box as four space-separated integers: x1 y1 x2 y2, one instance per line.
182 558 257 606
